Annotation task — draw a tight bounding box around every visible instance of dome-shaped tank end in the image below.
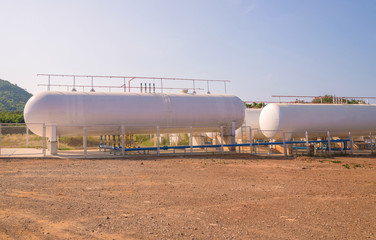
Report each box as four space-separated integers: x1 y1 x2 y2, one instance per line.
259 103 282 139
23 92 53 136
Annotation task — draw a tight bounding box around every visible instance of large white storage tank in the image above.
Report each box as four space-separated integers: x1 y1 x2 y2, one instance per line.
24 91 245 137
259 103 376 140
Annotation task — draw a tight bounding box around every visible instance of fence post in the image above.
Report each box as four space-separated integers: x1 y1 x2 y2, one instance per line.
220 126 224 153
341 139 344 154
0 124 2 156
241 126 244 145
42 124 46 157
83 126 87 157
122 125 125 156
249 127 253 154
305 131 309 155
26 126 29 147
370 132 373 154
327 131 331 154
349 131 353 155
282 132 287 157
189 126 193 154
156 126 160 156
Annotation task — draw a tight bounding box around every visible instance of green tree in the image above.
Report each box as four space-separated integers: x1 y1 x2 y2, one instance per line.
245 102 265 108
0 111 25 123
312 95 361 104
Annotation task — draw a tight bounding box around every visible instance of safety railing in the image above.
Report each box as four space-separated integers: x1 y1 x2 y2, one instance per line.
36 74 231 95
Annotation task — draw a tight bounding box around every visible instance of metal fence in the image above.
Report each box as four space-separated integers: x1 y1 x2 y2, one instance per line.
0 123 375 158
0 123 46 157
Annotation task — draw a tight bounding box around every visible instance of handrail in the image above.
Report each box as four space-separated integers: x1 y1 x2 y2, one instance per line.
37 74 230 94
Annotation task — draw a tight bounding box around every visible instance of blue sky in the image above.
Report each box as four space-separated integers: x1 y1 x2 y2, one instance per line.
0 0 375 102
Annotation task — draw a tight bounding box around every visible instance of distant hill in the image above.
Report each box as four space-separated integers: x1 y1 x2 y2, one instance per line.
0 79 32 112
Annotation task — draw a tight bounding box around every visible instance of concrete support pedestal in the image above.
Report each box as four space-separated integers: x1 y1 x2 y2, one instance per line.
223 135 236 151
48 125 58 155
48 141 58 155
222 122 236 151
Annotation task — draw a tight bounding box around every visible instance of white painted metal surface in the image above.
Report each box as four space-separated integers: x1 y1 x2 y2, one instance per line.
259 103 376 140
206 108 265 141
24 91 245 137
235 108 265 139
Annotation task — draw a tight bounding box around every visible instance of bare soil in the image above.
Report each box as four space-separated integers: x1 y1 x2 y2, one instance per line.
0 154 376 239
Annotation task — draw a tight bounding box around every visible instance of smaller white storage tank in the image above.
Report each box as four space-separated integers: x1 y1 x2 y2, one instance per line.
235 108 265 140
259 103 376 140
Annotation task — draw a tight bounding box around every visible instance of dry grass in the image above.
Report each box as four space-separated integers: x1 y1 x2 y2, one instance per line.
0 134 101 149
0 134 43 148
58 136 101 149
1 133 194 150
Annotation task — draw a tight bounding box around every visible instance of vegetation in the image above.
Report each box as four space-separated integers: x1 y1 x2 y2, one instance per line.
353 164 363 169
179 134 190 145
293 99 306 103
0 111 24 123
0 79 32 112
58 136 101 149
0 79 31 123
0 132 196 150
331 160 342 163
245 102 265 108
342 164 351 169
312 95 362 104
245 95 363 107
0 133 43 148
134 135 154 147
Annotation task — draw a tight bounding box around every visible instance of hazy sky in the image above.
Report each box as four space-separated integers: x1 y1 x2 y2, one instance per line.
0 0 375 102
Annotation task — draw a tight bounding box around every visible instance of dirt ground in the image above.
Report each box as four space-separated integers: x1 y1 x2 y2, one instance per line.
0 154 375 240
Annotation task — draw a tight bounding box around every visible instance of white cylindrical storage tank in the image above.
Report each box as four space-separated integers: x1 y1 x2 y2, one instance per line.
24 91 245 137
235 108 265 140
259 103 376 140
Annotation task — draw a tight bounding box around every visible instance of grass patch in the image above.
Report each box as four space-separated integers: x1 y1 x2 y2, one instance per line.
331 160 342 163
342 164 350 169
58 147 73 150
353 164 364 169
